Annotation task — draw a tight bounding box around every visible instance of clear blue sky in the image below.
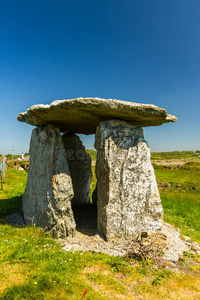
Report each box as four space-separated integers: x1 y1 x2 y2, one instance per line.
0 0 200 154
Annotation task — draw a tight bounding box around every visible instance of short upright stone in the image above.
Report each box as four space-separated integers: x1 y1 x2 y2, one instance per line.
62 133 92 205
22 124 76 238
95 119 163 241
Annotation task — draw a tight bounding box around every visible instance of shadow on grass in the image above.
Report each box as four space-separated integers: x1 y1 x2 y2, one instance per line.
0 194 23 218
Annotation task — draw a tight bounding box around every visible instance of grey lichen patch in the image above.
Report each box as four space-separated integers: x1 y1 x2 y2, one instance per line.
17 97 177 134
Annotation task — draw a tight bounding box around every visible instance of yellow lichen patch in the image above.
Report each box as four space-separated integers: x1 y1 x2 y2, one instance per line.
0 262 30 295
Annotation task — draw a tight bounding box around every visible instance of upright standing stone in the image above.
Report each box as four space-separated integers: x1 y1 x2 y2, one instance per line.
23 124 76 238
95 119 163 241
62 133 92 205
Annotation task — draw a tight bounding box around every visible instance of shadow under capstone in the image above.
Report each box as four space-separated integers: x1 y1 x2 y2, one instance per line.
72 203 98 237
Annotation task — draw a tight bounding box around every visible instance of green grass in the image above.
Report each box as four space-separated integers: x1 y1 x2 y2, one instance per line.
86 272 125 293
152 161 200 171
154 167 200 243
86 149 97 161
90 166 97 201
0 222 149 300
155 168 200 189
0 224 114 299
0 167 27 217
160 190 200 242
1 223 200 299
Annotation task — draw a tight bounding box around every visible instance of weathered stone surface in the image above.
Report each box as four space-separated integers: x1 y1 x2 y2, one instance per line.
17 97 177 134
23 124 76 238
62 133 92 205
159 223 190 262
95 119 163 241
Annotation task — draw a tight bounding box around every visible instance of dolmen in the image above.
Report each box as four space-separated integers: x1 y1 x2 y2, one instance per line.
18 97 177 241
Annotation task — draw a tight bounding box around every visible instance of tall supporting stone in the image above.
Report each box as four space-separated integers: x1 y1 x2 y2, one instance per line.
62 133 92 205
95 119 163 241
23 124 76 238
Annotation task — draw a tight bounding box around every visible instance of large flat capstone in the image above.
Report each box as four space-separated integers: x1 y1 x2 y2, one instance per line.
17 98 177 134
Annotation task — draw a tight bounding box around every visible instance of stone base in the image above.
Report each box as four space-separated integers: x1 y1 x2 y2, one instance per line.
61 221 200 262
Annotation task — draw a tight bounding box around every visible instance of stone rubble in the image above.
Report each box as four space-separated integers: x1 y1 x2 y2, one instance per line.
61 221 200 262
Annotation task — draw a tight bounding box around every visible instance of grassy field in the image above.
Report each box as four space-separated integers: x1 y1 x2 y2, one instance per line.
151 150 200 161
156 167 200 243
0 152 200 299
151 151 200 243
2 222 200 300
0 167 27 217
